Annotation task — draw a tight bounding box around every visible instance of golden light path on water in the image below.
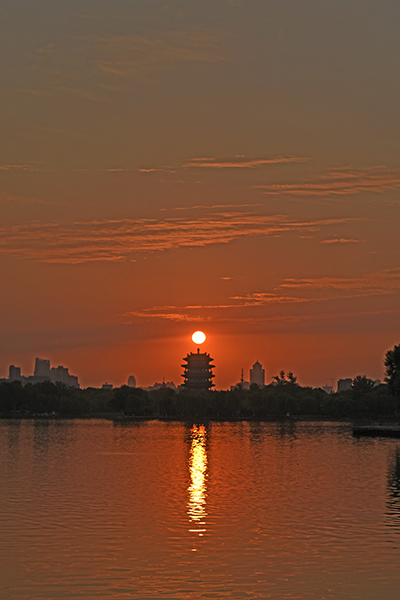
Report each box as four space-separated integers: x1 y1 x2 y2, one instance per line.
187 425 208 538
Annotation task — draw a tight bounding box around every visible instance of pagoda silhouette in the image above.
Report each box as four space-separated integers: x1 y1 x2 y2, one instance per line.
182 348 215 390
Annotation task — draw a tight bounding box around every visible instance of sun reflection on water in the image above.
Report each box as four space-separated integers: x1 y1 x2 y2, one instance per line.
187 425 208 536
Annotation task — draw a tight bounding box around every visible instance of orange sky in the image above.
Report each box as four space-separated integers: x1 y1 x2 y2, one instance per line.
1 1 400 388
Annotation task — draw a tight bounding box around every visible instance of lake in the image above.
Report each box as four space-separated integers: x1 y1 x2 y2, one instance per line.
1 419 400 599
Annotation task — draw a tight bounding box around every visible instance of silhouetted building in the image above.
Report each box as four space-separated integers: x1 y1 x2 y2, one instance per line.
51 366 80 388
230 368 250 391
250 361 265 387
67 375 79 388
337 378 352 392
230 381 250 391
102 383 113 390
322 385 333 394
6 357 79 388
34 357 51 379
145 381 177 391
182 349 215 390
128 375 136 387
9 365 21 382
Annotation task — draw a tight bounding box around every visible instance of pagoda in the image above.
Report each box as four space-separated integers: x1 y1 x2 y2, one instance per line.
182 348 215 390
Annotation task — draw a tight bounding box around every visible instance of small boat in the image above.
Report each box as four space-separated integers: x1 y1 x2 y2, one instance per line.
353 425 400 438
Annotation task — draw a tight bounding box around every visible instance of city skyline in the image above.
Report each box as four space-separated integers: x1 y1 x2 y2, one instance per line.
4 356 79 388
1 1 399 389
0 350 381 393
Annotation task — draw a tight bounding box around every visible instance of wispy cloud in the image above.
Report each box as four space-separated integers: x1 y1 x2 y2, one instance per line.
21 30 224 104
15 88 53 98
123 296 310 323
74 154 307 176
279 268 400 294
0 214 351 264
57 86 106 103
124 300 400 325
0 192 50 205
137 168 173 173
171 203 264 211
125 308 399 324
183 155 308 169
123 268 400 323
36 43 56 56
0 164 40 172
255 166 400 196
321 238 360 244
95 31 225 77
230 292 311 305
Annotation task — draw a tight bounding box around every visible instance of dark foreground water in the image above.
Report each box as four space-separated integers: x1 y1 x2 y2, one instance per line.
1 419 400 600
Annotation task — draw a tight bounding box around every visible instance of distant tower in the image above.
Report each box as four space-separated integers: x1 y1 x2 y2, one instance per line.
9 365 21 382
182 349 215 390
51 365 69 385
337 378 352 392
127 375 136 388
250 361 265 387
34 358 51 380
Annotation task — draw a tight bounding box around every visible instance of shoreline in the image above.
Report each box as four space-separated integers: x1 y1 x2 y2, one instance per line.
1 413 399 424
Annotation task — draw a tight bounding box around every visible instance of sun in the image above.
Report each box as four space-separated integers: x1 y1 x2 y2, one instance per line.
192 331 206 345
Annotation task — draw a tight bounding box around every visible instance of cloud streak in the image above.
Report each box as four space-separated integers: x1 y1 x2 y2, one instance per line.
125 307 400 324
134 154 307 175
255 167 400 196
0 214 351 263
171 203 264 211
123 268 400 323
95 32 225 77
321 238 360 244
124 296 312 323
124 300 400 324
0 164 40 172
0 192 51 205
279 268 400 294
183 155 308 169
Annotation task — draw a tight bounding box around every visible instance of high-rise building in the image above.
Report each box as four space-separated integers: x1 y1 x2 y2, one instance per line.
9 365 21 382
182 349 215 390
127 375 136 388
7 358 79 387
51 366 69 385
337 378 352 392
34 358 51 379
50 365 79 388
250 361 265 387
49 365 78 387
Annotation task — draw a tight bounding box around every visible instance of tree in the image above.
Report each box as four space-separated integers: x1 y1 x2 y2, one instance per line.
351 375 375 401
272 370 298 386
385 344 400 403
0 381 24 414
111 385 148 415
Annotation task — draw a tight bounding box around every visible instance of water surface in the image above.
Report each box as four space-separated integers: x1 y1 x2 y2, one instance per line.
1 419 399 599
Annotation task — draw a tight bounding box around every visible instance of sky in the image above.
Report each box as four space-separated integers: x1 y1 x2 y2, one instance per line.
1 0 400 389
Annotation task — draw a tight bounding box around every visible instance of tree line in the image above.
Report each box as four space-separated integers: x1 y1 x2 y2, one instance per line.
1 343 399 420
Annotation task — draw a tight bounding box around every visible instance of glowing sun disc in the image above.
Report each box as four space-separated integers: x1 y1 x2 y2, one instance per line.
192 331 206 344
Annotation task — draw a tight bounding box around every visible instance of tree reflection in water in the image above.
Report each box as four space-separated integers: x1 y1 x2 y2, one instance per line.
386 447 400 528
187 425 207 537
